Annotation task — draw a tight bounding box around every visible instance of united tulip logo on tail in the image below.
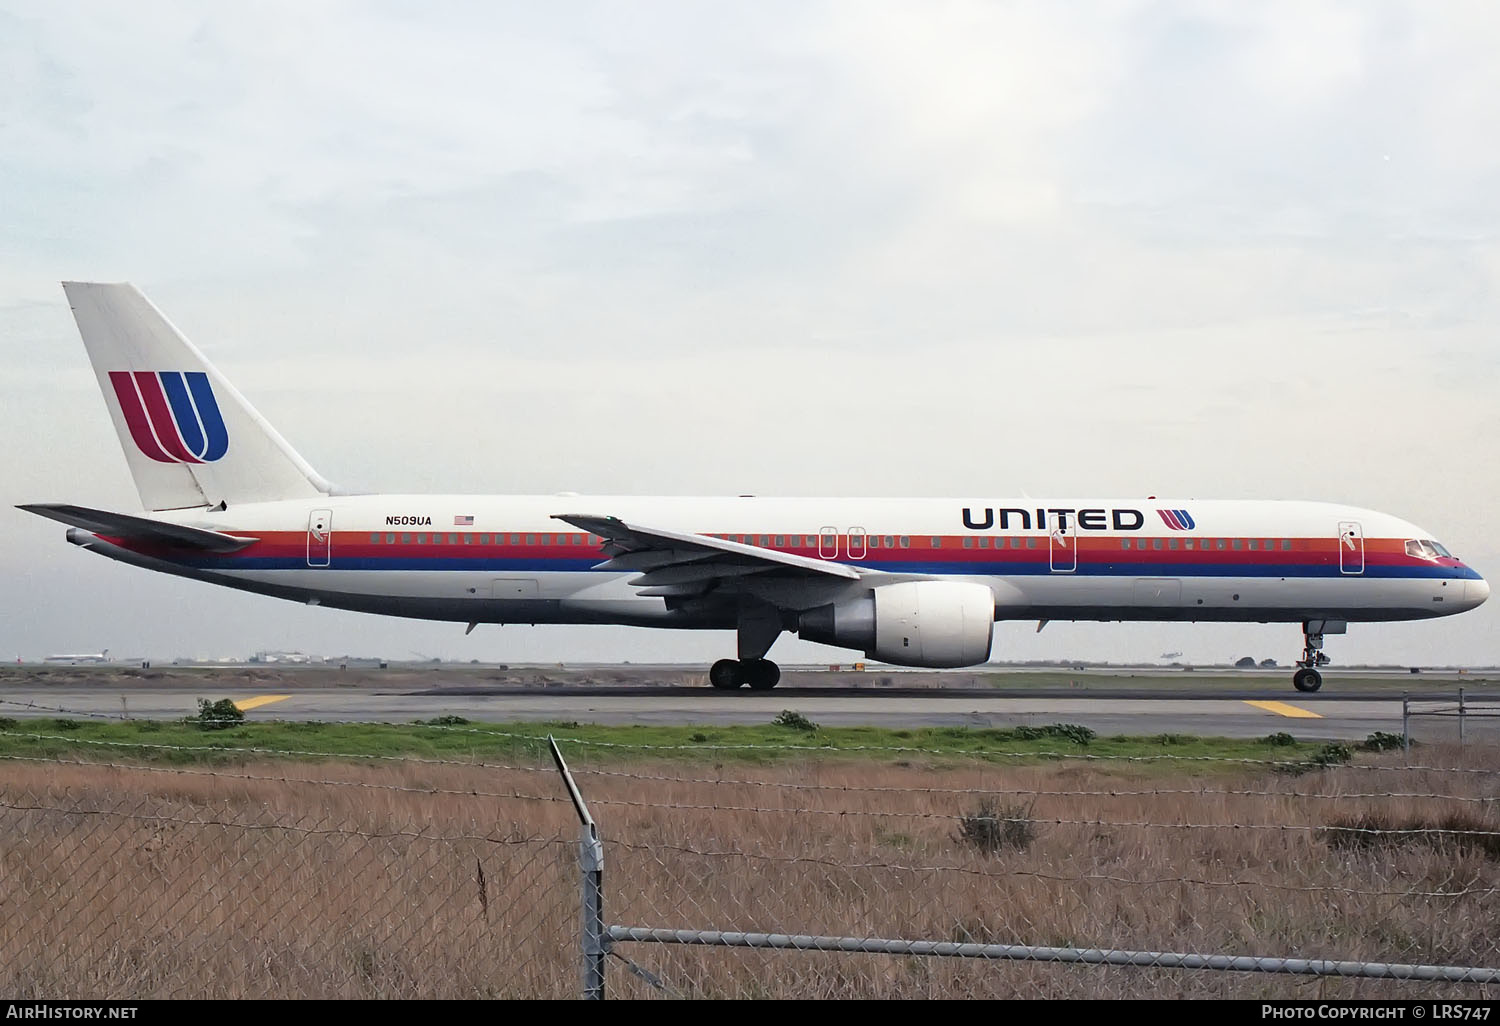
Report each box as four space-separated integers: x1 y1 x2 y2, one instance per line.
108 371 229 464
1157 509 1196 531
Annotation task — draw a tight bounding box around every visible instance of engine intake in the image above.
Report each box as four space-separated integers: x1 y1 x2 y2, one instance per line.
799 581 995 668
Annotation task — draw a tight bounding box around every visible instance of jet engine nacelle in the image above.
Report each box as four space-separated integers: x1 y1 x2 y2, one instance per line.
799 581 995 668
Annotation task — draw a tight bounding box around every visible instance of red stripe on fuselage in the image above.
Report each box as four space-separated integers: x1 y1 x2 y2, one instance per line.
120 530 1464 575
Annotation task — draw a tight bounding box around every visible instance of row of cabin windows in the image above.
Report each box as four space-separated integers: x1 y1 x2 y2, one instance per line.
360 533 1316 553
963 536 1038 549
1119 538 1294 552
368 533 601 546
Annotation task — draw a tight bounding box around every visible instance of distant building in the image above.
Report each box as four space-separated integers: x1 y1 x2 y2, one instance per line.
249 650 322 664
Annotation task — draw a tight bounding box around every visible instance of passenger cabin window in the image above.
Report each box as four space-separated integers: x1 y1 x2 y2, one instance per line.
386 534 396 544
370 533 380 543
963 537 973 549
930 537 942 548
1232 539 1243 550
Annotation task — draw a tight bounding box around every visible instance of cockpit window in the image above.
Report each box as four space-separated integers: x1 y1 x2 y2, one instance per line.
1407 540 1453 560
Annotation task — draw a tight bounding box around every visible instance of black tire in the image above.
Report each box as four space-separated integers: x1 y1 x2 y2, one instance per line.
1292 667 1323 693
742 659 781 691
709 659 743 690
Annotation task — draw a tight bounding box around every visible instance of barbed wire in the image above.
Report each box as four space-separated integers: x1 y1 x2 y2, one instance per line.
607 840 1500 899
566 764 1500 805
0 797 571 845
8 750 1493 808
0 697 136 720
8 755 1494 836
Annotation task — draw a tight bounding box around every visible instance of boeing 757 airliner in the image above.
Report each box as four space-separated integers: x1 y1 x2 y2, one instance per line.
20 283 1489 693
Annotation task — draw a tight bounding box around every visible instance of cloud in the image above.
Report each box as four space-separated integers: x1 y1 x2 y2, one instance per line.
2 1 1498 664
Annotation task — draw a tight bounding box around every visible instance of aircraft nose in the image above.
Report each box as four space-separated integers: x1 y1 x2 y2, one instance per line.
1469 577 1490 608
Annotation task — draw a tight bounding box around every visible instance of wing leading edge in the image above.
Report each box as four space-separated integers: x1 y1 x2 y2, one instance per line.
552 513 860 599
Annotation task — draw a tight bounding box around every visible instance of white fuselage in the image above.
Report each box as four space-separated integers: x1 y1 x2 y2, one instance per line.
72 494 1489 635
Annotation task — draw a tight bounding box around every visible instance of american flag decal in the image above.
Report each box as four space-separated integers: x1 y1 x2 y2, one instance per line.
454 515 474 526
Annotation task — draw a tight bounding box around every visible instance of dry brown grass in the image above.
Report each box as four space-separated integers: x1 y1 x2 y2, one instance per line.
2 745 1498 999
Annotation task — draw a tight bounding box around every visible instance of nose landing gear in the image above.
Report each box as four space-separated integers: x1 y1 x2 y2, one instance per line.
1291 619 1344 693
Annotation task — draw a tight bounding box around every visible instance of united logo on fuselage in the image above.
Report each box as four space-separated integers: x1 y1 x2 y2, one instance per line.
1157 509 1196 531
108 371 229 464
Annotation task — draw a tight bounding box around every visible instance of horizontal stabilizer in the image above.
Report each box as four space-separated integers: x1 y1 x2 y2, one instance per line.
18 503 257 553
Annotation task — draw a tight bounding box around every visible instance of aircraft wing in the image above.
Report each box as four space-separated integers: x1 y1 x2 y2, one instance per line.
18 503 258 553
552 513 861 599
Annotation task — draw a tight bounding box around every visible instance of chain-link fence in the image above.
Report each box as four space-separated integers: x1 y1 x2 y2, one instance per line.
0 755 581 998
3 711 1499 999
577 740 1500 999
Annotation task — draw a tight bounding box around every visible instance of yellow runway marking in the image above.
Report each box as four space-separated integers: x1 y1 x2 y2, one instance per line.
233 695 292 712
1244 700 1322 719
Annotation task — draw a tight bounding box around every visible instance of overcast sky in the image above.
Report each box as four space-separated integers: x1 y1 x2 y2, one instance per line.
3 1 1498 669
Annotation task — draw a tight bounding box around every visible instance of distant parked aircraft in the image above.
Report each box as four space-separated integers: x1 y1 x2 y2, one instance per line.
43 648 110 664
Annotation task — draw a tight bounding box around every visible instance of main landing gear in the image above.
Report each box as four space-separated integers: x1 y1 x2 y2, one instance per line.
1291 619 1344 693
708 600 784 691
710 658 781 691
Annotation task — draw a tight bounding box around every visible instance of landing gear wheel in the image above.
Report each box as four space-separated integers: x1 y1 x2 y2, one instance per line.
709 659 743 690
1292 667 1323 693
742 659 781 691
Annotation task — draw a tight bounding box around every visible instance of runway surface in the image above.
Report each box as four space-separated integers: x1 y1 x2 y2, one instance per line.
0 683 1458 740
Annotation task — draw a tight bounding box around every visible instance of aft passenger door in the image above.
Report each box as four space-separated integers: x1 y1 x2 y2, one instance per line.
1338 520 1364 575
307 509 332 567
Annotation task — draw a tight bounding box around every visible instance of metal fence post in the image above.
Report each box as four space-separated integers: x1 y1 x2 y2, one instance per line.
1402 693 1409 755
1458 687 1466 747
579 820 606 999
549 735 607 1000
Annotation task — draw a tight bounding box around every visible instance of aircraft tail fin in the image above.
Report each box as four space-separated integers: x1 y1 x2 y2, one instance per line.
61 282 331 511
